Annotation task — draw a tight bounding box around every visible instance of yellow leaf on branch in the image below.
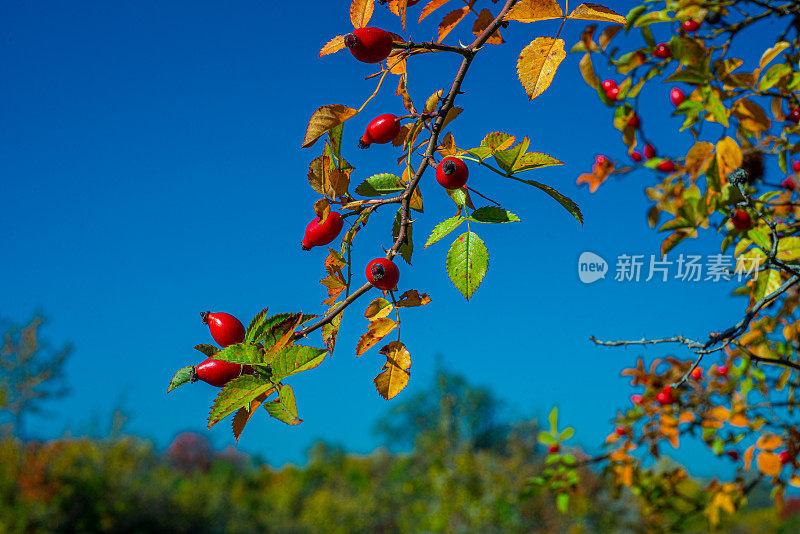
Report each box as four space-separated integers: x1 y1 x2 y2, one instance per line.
715 137 742 184
356 318 397 356
567 3 626 25
756 451 781 476
374 341 411 399
756 434 783 451
350 0 374 28
438 7 470 42
517 37 566 101
504 0 563 23
303 105 359 149
472 9 503 45
319 35 346 58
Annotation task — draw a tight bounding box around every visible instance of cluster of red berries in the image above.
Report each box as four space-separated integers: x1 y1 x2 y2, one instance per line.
194 312 250 387
601 79 620 101
788 107 800 124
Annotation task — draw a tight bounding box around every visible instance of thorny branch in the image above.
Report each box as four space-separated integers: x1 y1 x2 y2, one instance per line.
294 0 519 341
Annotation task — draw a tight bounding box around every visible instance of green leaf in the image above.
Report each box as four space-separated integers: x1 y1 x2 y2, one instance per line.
270 345 327 381
208 375 274 428
245 307 270 343
469 207 520 223
480 131 515 150
264 384 302 425
549 406 558 433
466 146 493 160
392 208 414 265
446 231 489 300
509 178 583 225
777 237 800 261
512 152 564 173
753 269 782 302
194 344 219 357
493 139 528 173
747 228 771 251
355 173 405 196
705 88 729 126
447 187 469 208
665 66 711 85
425 216 465 249
212 342 264 364
759 64 791 91
537 431 556 446
257 312 315 349
168 366 194 393
659 217 694 232
556 492 569 513
624 5 647 30
560 427 574 441
327 123 344 161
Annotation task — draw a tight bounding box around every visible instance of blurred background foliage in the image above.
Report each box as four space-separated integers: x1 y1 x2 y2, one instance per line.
1 314 799 533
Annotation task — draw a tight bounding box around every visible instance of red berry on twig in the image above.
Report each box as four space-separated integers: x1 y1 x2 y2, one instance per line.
670 87 686 106
359 114 401 148
201 312 246 348
657 160 676 173
436 157 469 189
682 19 700 32
366 258 400 290
731 210 752 231
653 43 671 59
631 151 642 162
644 143 657 159
345 27 393 64
302 212 344 250
195 358 243 387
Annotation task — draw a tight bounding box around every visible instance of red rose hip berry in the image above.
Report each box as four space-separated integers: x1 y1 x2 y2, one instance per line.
657 160 676 173
548 444 560 454
436 157 469 189
716 364 729 377
201 311 246 348
615 426 628 436
788 108 800 124
779 450 792 465
359 114 401 148
302 212 344 250
628 115 640 129
656 386 674 406
601 79 617 92
644 143 657 159
366 258 399 290
731 210 752 231
195 358 243 387
782 177 796 190
670 87 686 106
653 43 671 59
793 160 800 173
344 27 393 64
690 367 703 380
630 151 642 162
682 19 700 32
605 86 620 101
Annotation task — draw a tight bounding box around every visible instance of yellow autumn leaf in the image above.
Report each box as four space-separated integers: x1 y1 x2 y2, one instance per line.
684 141 714 177
744 445 755 470
437 7 469 43
756 451 782 476
350 0 374 28
504 0 563 23
320 35 346 58
732 98 771 132
715 137 742 183
579 53 598 88
302 104 359 149
567 3 626 25
756 434 783 451
394 289 432 307
419 0 452 23
356 317 397 356
517 37 566 100
374 341 412 399
729 413 749 427
364 297 394 321
759 41 790 71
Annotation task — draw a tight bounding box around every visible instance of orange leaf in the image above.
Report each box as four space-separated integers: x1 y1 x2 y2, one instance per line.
394 289 432 307
419 0 453 23
356 317 397 356
732 98 771 132
756 451 782 477
715 137 742 184
567 3 626 25
320 35 347 58
350 0 374 28
684 141 714 177
744 445 755 470
504 0 563 23
437 7 470 42
472 9 503 45
303 104 359 149
517 37 566 100
756 434 783 451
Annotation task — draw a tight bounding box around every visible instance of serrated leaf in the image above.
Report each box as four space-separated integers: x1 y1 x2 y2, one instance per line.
355 173 405 196
425 216 465 248
446 231 489 300
322 307 342 354
264 384 302 425
567 3 625 24
777 237 800 261
356 317 398 356
245 307 270 342
517 37 566 100
512 152 564 173
394 289 432 307
270 345 327 381
493 141 526 173
350 0 374 28
302 105 358 149
208 375 274 429
505 0 563 22
319 35 346 58
212 343 264 364
753 269 781 303
374 341 411 400
167 366 194 393
393 209 414 264
510 178 583 225
437 7 469 42
481 132 516 151
194 344 219 357
232 390 273 442
472 8 503 45
419 0 452 23
470 207 520 223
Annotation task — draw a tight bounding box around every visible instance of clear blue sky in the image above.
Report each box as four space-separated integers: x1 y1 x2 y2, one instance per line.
0 0 779 476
